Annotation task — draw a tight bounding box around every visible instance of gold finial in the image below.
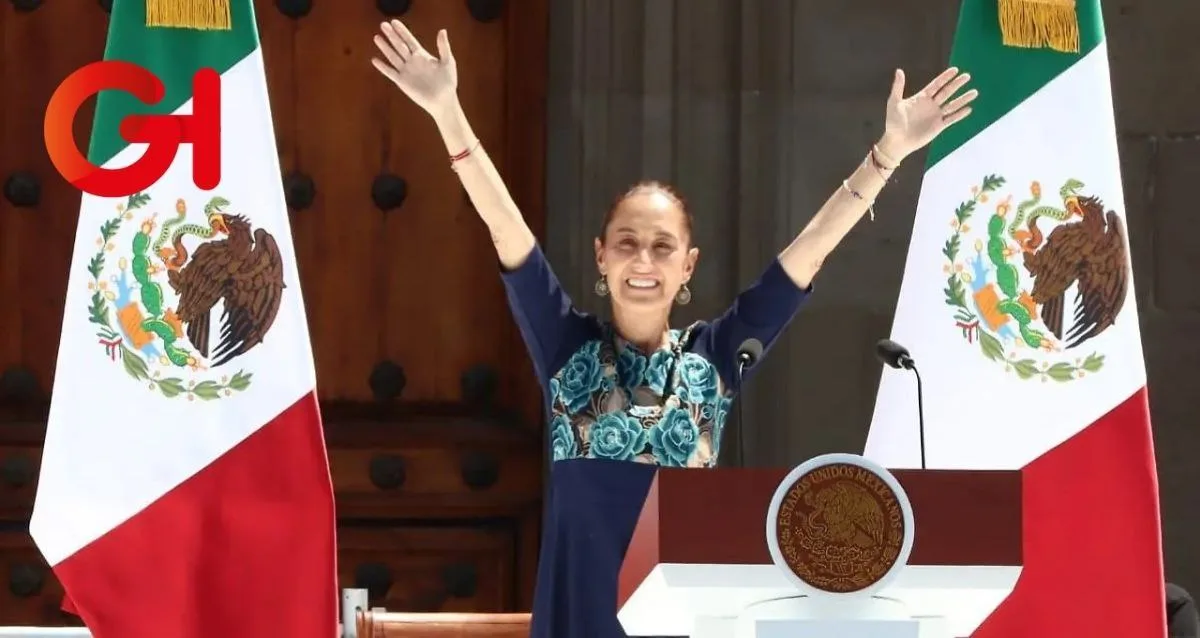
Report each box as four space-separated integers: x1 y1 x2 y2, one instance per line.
146 0 232 31
998 0 1079 53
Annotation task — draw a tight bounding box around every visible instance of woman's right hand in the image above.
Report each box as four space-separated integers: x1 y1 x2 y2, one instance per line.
373 19 535 269
371 20 458 118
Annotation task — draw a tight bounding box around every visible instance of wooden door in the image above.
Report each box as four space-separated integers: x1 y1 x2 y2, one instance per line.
0 0 547 625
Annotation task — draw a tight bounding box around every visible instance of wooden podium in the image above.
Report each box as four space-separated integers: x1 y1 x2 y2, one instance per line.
617 465 1023 637
354 610 531 637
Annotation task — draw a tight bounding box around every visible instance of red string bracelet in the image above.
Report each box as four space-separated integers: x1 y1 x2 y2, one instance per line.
450 139 481 165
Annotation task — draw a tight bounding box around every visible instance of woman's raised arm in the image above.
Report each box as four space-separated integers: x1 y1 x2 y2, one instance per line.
777 67 978 289
371 20 536 270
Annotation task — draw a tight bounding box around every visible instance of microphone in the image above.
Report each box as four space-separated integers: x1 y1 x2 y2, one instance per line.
876 338 914 370
732 338 764 468
874 338 926 469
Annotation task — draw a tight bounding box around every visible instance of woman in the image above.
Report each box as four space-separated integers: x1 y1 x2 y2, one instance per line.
371 19 976 638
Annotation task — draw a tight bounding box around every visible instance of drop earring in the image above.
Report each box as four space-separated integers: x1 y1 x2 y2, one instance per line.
594 276 610 297
675 283 692 305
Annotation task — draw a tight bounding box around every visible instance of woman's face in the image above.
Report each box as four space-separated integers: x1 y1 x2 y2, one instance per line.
594 191 699 311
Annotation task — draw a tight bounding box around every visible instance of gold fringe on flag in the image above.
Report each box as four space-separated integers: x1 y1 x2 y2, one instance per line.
998 0 1079 53
145 0 232 30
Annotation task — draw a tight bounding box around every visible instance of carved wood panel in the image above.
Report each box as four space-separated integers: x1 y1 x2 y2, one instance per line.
0 0 547 626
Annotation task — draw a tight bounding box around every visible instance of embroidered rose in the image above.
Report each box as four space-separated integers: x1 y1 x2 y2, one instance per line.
616 348 648 389
644 350 673 394
675 353 719 403
649 407 699 467
549 414 578 461
555 341 604 414
588 412 649 462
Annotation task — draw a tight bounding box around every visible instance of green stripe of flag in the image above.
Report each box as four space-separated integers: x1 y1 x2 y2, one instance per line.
89 0 259 167
925 0 1106 169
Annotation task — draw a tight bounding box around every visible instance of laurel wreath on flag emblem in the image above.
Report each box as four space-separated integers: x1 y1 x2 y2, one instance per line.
86 192 263 401
940 174 1131 382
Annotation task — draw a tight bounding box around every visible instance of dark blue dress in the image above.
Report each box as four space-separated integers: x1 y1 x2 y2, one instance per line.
501 246 808 637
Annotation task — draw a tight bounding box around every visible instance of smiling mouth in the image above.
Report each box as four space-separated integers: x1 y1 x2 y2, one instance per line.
625 278 660 290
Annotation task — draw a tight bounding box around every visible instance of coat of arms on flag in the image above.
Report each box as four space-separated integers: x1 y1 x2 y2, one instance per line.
88 191 285 399
34 2 336 637
862 0 1164 634
941 174 1130 382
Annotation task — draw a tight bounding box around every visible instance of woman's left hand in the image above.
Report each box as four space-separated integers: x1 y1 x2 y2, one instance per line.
878 67 978 163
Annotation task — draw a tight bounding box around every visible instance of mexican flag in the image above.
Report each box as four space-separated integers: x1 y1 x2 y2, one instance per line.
31 1 338 637
865 0 1165 636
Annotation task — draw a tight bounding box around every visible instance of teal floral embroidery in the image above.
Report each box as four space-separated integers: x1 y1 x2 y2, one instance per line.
714 396 732 431
588 412 648 461
616 348 648 389
644 350 672 395
711 396 733 458
549 414 577 461
557 341 604 414
547 322 734 468
676 352 719 403
649 407 699 466
600 371 616 393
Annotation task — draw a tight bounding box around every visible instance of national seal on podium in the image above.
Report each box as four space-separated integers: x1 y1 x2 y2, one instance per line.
612 454 1021 637
766 453 915 597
